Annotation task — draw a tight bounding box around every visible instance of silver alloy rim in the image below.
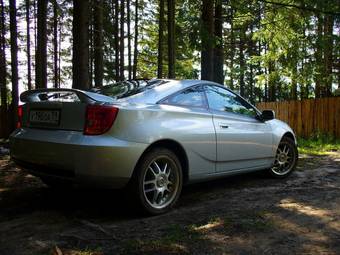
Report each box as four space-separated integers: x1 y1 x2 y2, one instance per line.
142 156 179 209
271 143 294 175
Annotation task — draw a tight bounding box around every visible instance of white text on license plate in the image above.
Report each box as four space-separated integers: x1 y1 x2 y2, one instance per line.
30 110 60 125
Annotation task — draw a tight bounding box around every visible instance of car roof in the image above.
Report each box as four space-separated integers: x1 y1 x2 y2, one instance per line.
119 79 220 104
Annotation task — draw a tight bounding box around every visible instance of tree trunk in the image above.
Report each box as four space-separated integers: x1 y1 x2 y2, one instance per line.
94 0 103 87
53 0 58 88
0 0 7 107
268 60 276 101
26 0 32 90
213 0 223 84
248 24 254 103
58 13 61 89
127 0 132 80
34 0 37 56
228 9 234 90
291 64 297 100
72 0 89 90
114 0 119 81
264 44 268 102
314 14 323 98
120 0 125 80
36 0 47 89
201 0 214 81
239 28 245 97
167 0 175 78
157 0 165 79
9 0 19 130
133 0 138 79
324 14 334 97
89 0 93 87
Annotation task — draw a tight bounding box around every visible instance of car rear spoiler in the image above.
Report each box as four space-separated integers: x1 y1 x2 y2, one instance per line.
20 88 115 104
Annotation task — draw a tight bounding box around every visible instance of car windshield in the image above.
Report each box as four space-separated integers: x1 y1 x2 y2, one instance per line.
91 79 168 99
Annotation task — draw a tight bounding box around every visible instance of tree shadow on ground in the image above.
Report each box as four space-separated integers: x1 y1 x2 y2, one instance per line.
1 154 340 254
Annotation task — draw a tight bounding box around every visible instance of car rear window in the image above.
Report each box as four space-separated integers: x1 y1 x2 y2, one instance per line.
92 80 168 99
162 86 206 108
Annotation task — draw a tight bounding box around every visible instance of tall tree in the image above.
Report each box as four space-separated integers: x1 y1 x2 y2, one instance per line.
53 0 59 88
114 0 119 81
268 60 276 101
167 0 175 78
89 0 93 87
314 14 323 98
324 14 334 97
248 23 255 103
227 8 235 90
239 27 245 97
25 0 32 90
213 0 223 84
94 0 103 87
9 0 18 129
72 0 89 90
127 0 132 79
133 0 138 79
157 0 165 78
36 0 47 89
201 0 214 81
0 0 6 108
119 0 125 80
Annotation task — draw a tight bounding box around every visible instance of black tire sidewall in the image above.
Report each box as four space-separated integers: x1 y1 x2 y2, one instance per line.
269 137 298 178
133 148 183 215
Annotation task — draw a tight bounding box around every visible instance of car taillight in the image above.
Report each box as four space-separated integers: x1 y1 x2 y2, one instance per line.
17 105 23 128
84 105 119 135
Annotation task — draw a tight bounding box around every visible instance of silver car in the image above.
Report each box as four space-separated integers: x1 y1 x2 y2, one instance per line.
10 79 298 214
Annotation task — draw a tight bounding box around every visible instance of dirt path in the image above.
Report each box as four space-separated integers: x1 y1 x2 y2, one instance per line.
0 150 340 255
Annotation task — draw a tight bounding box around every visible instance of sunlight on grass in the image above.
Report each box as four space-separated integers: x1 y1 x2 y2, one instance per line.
298 134 340 156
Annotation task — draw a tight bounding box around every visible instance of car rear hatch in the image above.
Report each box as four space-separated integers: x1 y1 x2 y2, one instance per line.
19 88 115 131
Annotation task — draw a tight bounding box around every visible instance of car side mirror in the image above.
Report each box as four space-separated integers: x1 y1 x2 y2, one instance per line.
259 110 275 121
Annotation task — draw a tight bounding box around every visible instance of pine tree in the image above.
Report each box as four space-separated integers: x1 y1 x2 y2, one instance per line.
72 0 89 90
36 0 47 89
157 0 165 79
201 0 214 81
167 0 175 78
94 0 103 87
0 0 6 108
25 0 32 90
133 0 138 79
9 0 19 129
213 0 223 84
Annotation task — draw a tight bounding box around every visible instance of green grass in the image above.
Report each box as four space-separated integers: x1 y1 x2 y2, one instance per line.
298 134 340 155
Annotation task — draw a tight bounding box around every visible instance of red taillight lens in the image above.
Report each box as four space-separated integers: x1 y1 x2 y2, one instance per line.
17 105 23 129
84 105 119 135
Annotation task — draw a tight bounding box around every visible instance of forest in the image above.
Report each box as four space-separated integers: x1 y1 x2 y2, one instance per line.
0 0 339 134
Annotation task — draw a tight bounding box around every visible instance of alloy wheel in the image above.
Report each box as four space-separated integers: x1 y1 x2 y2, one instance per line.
271 142 295 176
142 156 180 210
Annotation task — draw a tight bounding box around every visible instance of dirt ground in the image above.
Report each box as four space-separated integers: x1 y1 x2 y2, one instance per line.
1 147 340 255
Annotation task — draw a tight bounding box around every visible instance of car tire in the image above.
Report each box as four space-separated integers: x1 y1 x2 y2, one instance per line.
268 136 298 178
129 148 183 215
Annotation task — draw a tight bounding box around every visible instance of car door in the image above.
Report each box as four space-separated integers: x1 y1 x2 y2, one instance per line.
159 85 217 176
204 85 273 173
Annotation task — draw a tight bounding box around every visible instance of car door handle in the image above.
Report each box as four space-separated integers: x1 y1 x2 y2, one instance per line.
219 123 229 129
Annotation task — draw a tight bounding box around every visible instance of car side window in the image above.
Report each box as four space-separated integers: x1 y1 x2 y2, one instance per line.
205 85 256 117
162 86 206 108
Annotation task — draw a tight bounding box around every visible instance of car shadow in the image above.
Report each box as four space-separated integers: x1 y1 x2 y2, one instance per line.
0 169 279 221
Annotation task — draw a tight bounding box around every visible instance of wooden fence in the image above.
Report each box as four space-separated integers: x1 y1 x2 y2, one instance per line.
1 97 340 139
257 97 340 139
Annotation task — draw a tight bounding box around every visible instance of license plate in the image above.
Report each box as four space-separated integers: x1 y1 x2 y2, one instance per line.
29 110 60 125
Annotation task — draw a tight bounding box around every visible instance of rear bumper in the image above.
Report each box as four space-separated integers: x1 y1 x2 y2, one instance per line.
10 128 148 188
